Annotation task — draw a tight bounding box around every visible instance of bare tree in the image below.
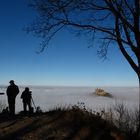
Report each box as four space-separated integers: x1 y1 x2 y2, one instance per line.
26 0 140 130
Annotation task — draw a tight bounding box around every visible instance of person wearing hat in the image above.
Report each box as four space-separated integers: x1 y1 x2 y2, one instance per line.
6 80 19 115
21 87 32 115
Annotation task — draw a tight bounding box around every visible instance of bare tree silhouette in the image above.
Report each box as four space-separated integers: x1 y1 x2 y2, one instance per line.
26 0 140 132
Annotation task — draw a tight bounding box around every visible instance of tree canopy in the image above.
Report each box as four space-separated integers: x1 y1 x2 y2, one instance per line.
26 0 140 78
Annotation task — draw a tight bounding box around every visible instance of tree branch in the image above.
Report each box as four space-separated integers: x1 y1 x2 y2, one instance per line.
115 16 139 74
105 0 134 32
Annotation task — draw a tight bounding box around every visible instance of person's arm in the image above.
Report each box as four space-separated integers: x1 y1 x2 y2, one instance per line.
16 86 19 94
6 86 9 96
21 93 23 99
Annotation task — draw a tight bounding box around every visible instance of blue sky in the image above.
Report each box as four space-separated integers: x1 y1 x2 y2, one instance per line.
0 0 138 86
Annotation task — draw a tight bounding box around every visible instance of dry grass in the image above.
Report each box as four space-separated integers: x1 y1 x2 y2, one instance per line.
0 102 139 140
0 104 126 140
100 101 139 139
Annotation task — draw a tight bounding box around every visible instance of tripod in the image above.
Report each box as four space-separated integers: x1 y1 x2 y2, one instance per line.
31 97 37 111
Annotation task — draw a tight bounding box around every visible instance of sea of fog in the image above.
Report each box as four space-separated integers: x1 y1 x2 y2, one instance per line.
0 86 139 113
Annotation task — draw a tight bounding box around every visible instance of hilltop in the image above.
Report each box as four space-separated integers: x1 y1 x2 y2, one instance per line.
0 106 131 140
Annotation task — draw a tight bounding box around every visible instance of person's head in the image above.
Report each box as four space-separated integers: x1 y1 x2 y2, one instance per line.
25 87 29 91
9 80 14 85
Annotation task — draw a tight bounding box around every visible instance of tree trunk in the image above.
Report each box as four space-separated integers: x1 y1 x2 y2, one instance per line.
139 76 140 117
137 75 140 138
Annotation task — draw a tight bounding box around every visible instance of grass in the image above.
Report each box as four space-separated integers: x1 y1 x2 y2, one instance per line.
0 101 139 140
49 102 140 140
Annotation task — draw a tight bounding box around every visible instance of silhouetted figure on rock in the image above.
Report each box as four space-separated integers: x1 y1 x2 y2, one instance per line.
6 80 19 115
21 87 32 115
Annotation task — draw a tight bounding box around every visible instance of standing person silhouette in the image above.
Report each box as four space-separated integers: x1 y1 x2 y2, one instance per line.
21 87 32 115
6 80 19 115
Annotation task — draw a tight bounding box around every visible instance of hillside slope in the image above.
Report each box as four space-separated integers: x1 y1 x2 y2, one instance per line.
0 108 127 140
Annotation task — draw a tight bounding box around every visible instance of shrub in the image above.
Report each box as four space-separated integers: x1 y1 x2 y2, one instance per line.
100 101 139 137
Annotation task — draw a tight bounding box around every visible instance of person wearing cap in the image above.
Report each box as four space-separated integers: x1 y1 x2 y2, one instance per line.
6 80 19 115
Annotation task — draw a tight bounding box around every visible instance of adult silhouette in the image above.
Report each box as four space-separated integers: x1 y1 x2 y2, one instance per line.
21 87 32 115
6 80 19 115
